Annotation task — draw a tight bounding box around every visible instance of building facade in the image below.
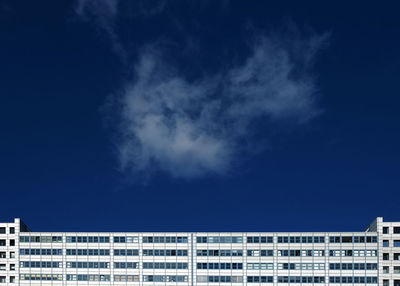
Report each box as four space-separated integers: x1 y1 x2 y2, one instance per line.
0 217 399 286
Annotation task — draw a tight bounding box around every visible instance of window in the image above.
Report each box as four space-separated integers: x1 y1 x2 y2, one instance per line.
114 275 139 282
66 249 109 256
0 253 5 259
342 236 352 243
0 240 5 246
196 236 243 243
113 249 138 256
383 280 390 286
10 276 15 283
384 240 389 247
9 252 14 258
247 276 273 283
21 261 62 268
383 227 389 234
21 274 63 281
20 249 63 255
143 236 187 243
395 253 400 260
394 240 400 247
9 228 14 234
0 276 5 283
383 266 390 273
0 265 5 271
394 227 400 234
0 228 5 234
9 264 15 271
383 253 390 260
395 281 400 286
394 266 400 274
66 236 109 243
66 262 109 269
9 239 15 246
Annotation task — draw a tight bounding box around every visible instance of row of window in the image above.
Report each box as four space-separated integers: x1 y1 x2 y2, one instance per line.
247 276 273 283
329 250 377 257
248 263 273 270
197 250 243 257
143 275 188 282
329 277 378 284
114 249 138 256
0 251 15 258
247 237 273 243
20 274 62 281
143 262 188 269
143 236 188 243
114 236 138 243
114 262 138 269
114 275 138 282
66 236 110 243
66 249 110 256
383 240 400 247
67 262 110 268
278 263 325 270
384 253 400 260
277 276 325 283
197 237 244 244
142 249 188 256
197 276 243 283
0 239 14 246
329 263 378 270
197 263 243 270
19 248 380 257
13 274 381 284
383 226 400 234
278 250 325 257
19 261 359 271
66 274 110 281
19 236 62 243
0 227 14 234
20 249 62 255
16 234 383 244
329 236 377 244
20 261 61 268
277 237 325 244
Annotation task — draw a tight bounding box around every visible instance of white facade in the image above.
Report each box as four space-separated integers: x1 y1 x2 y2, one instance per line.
0 217 399 286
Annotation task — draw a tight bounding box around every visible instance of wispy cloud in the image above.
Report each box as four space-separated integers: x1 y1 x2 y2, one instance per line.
75 0 126 59
113 33 326 179
74 1 327 179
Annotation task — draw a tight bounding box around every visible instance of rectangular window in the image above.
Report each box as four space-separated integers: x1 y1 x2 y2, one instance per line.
383 266 389 273
0 253 5 259
383 253 390 260
0 276 5 283
9 228 14 234
342 236 352 243
0 228 5 234
10 252 15 258
383 227 389 234
394 267 400 274
394 240 400 247
383 280 389 286
0 241 5 247
9 240 15 246
394 227 400 234
383 240 389 247
10 276 15 283
395 253 400 260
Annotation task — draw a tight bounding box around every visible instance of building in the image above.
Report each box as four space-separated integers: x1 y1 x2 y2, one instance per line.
0 217 399 286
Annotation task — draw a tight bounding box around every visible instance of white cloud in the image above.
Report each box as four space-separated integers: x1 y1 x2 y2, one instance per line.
113 34 325 179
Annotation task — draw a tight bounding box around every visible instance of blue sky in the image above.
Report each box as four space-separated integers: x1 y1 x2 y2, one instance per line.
0 0 399 232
